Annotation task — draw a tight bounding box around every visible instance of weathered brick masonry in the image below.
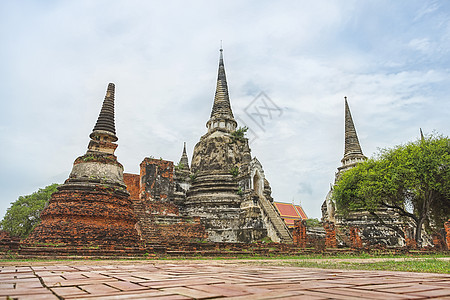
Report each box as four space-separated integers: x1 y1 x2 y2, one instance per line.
125 158 207 244
349 226 363 249
28 189 137 246
324 221 337 248
123 173 140 200
293 220 307 248
445 220 450 250
0 230 20 252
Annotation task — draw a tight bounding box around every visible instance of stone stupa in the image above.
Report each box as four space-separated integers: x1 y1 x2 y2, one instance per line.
26 83 140 248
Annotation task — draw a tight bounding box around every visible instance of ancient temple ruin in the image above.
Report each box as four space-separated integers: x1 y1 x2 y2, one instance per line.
26 83 140 247
125 49 293 243
322 97 405 247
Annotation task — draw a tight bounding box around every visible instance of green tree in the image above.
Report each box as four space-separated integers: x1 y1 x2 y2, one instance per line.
333 135 450 246
0 183 59 238
305 218 321 227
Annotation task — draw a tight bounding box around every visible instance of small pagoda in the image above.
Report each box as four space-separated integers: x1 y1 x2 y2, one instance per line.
26 83 140 248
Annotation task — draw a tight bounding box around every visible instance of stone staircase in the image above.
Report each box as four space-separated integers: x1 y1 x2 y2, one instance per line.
131 199 159 242
258 195 293 243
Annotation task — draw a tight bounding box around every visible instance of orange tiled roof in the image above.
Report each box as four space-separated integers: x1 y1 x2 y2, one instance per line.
283 218 298 228
295 205 308 219
273 202 307 224
274 202 299 218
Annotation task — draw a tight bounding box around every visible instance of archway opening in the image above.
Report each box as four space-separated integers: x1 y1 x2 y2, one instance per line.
253 172 262 197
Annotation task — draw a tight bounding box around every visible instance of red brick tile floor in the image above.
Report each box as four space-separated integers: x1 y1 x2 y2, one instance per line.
1 260 449 299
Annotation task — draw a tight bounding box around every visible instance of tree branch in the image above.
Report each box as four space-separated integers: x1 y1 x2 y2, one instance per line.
379 201 418 223
368 211 405 239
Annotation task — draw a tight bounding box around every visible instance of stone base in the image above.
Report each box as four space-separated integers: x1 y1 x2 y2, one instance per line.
335 209 406 247
26 187 140 247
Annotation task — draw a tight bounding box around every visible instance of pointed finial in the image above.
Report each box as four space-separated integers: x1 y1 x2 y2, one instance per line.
220 40 223 51
208 47 235 123
420 128 425 141
90 83 118 142
342 97 365 162
179 142 190 170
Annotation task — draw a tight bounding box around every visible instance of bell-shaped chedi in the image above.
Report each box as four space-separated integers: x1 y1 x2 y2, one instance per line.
185 49 287 243
26 83 140 247
190 49 244 174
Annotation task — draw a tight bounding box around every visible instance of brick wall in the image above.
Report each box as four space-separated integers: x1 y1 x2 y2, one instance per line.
123 173 140 200
293 220 307 248
431 230 446 250
324 222 337 248
445 220 450 250
145 217 207 243
140 158 174 201
349 226 363 249
0 230 20 252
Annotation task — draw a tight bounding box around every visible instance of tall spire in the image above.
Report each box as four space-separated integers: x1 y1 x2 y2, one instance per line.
210 48 234 119
340 97 366 169
87 83 119 154
206 48 237 133
343 97 363 158
90 83 117 142
179 142 190 170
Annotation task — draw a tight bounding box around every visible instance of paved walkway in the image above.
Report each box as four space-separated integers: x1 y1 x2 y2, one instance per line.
1 260 449 299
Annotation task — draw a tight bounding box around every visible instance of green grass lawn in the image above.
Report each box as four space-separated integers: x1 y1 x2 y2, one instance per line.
282 258 450 274
1 253 449 274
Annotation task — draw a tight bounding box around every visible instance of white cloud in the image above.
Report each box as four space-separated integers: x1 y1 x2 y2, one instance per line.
408 38 431 52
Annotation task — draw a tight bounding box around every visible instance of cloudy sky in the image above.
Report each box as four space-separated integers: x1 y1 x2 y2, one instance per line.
1 0 449 220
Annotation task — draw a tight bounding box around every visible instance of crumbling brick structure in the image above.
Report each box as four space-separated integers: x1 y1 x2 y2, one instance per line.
124 157 208 244
140 158 174 201
0 230 20 253
432 231 446 250
293 220 307 248
123 173 140 200
324 221 337 248
404 226 417 249
349 226 363 249
444 220 450 250
25 83 140 248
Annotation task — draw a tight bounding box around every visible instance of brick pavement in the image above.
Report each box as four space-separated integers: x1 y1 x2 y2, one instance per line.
1 260 449 299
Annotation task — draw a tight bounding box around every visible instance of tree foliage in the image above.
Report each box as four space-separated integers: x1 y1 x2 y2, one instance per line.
333 134 450 245
0 184 59 238
231 126 248 142
305 218 321 227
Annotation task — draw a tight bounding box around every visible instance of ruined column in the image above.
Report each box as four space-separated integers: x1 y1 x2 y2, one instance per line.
293 220 307 248
445 220 450 250
349 226 363 249
324 221 337 248
403 226 417 249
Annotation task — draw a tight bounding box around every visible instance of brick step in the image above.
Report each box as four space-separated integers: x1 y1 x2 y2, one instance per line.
19 246 146 257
